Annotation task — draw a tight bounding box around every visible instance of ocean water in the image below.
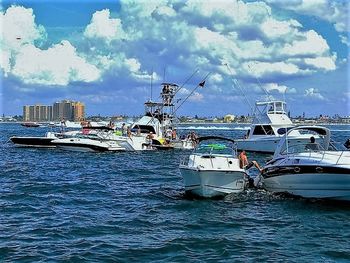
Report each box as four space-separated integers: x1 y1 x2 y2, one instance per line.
1 123 350 262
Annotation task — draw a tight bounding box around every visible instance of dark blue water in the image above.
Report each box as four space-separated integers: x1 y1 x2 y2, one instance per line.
1 123 350 262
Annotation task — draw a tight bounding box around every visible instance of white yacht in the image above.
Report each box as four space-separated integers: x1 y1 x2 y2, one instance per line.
180 136 248 198
235 100 314 153
261 126 350 201
51 126 144 152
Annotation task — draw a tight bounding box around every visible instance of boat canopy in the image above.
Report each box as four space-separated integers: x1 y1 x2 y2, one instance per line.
273 126 331 158
256 100 287 114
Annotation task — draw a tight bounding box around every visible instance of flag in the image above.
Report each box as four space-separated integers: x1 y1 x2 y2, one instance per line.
199 80 206 87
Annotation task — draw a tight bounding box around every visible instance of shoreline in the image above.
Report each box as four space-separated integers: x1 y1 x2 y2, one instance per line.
1 121 350 126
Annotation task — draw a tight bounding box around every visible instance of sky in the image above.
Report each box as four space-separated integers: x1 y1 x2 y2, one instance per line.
0 0 349 117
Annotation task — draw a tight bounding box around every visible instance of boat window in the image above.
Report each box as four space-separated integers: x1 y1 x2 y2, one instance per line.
195 142 234 156
252 125 275 135
277 127 294 135
280 142 325 155
131 125 156 134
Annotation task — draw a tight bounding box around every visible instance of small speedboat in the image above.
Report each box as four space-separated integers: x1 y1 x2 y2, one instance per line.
262 126 350 201
21 122 41 127
179 136 248 198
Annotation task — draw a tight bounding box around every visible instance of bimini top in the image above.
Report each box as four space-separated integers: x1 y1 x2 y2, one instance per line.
274 125 331 158
197 136 235 143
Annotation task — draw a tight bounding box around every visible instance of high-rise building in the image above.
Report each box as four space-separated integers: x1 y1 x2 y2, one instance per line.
52 100 85 121
72 102 85 121
23 105 53 122
24 100 85 122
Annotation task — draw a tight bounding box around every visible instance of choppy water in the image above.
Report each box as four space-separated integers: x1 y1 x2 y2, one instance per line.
1 123 350 262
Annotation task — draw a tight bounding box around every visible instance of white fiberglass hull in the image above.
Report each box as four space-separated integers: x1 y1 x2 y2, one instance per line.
236 137 280 153
180 168 246 198
52 138 125 152
263 172 350 201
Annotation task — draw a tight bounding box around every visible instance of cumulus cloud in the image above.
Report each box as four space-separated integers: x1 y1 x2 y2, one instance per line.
263 83 297 94
12 41 100 85
84 9 126 43
265 0 348 33
0 1 343 100
304 88 325 100
1 6 101 85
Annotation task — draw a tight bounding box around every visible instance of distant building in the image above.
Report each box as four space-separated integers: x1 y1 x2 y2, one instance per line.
53 100 85 121
23 100 85 122
23 104 53 122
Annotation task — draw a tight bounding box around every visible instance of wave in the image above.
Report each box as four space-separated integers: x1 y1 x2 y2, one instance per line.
330 129 350 132
176 126 250 130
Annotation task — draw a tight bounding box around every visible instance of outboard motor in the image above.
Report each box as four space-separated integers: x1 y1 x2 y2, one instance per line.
344 139 350 149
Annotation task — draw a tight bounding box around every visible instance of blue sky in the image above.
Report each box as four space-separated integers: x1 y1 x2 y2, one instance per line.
0 0 349 117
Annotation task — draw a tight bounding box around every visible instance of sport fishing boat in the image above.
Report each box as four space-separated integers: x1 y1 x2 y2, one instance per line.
126 82 197 150
180 136 248 198
235 100 316 153
261 126 350 201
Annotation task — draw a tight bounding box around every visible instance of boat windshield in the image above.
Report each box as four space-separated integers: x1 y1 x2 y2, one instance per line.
280 142 325 155
195 141 235 156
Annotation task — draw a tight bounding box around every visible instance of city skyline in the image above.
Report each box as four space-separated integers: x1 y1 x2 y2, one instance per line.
23 99 85 121
0 0 349 117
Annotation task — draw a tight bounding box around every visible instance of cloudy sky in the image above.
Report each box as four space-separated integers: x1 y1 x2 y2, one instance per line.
0 0 349 117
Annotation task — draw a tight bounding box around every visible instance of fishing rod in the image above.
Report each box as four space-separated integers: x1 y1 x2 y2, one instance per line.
225 63 269 136
173 72 211 116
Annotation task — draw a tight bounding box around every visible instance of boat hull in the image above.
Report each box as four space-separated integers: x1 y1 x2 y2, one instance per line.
263 169 350 201
180 168 246 198
10 137 56 148
52 138 125 152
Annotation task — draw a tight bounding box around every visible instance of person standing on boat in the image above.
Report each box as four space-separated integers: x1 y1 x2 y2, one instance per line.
121 123 127 136
239 151 262 172
127 126 132 138
171 129 177 140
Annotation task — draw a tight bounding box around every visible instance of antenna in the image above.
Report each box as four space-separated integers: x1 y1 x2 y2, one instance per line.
163 66 166 82
150 68 153 101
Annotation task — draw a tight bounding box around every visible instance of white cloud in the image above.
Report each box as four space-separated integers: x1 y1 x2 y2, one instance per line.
304 88 325 100
266 0 348 33
12 41 100 85
242 61 304 78
84 9 126 43
281 30 329 57
0 1 341 92
188 91 204 102
263 83 297 94
304 56 336 71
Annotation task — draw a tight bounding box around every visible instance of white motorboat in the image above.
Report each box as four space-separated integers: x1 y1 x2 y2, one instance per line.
261 126 350 201
180 136 248 198
51 136 124 152
235 100 314 153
